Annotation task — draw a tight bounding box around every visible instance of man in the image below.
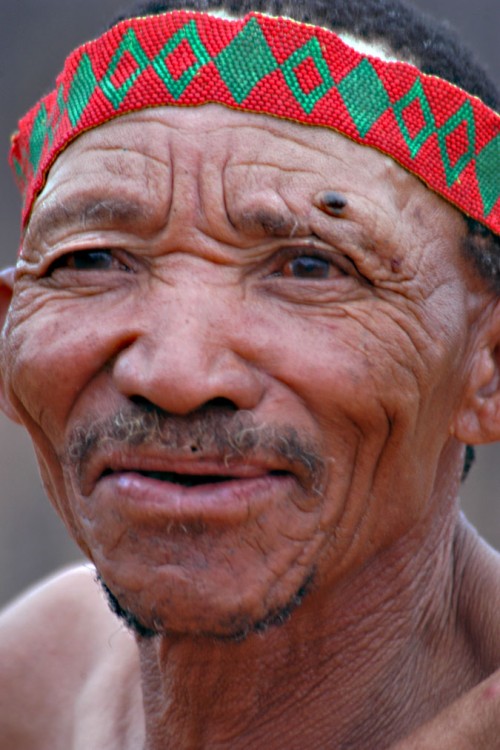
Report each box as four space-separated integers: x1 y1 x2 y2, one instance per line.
0 0 499 747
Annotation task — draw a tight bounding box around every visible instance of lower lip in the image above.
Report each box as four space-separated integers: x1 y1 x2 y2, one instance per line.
92 471 296 525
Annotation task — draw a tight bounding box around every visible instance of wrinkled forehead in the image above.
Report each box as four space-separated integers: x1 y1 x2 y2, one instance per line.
25 104 466 266
31 103 408 214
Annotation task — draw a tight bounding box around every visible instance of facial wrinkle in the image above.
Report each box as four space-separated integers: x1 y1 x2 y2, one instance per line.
26 195 154 253
225 192 309 240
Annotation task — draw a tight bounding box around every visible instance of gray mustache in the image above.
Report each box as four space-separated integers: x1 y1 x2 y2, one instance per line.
66 403 325 489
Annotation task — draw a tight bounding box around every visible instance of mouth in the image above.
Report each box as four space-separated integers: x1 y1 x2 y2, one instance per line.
100 468 290 488
89 464 297 525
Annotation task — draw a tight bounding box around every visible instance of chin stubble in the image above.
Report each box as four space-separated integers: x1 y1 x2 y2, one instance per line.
96 568 316 642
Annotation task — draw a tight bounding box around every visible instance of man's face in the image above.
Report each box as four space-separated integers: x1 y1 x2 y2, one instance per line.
0 106 482 637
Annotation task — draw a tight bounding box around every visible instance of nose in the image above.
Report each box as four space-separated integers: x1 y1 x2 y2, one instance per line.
111 283 265 415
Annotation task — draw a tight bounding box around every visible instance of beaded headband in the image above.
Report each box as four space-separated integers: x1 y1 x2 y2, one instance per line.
9 10 500 235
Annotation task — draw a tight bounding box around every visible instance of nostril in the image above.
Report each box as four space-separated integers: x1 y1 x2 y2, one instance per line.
129 395 161 413
127 396 239 422
200 397 238 412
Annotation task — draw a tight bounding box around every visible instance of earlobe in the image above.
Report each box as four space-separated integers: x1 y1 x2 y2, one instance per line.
453 303 500 445
0 266 22 424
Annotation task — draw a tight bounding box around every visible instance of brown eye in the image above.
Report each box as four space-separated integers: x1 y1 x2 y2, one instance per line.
283 255 334 279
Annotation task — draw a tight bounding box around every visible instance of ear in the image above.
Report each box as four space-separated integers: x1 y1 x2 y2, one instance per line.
0 267 22 424
453 301 500 445
0 267 15 310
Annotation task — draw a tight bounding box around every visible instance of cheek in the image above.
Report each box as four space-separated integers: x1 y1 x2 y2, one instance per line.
4 297 122 439
258 304 462 544
262 311 400 432
269 298 460 439
1 299 122 549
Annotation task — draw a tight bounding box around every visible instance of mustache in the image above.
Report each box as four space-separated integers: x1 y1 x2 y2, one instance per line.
66 402 325 489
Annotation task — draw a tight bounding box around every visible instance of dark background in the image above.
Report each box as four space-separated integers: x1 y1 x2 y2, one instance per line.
0 0 498 607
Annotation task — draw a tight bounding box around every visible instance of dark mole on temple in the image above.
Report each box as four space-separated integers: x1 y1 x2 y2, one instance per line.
316 190 348 217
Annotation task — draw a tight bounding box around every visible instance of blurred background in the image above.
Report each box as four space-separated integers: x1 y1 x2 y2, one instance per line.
0 0 498 607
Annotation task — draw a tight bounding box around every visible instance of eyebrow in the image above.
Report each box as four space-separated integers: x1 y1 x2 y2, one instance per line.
26 197 152 249
25 197 307 252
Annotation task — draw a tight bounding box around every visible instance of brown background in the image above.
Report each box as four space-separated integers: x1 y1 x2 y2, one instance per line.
0 0 498 607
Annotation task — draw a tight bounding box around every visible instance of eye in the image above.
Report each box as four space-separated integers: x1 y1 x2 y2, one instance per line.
271 249 348 281
265 245 369 290
46 249 129 274
282 254 335 279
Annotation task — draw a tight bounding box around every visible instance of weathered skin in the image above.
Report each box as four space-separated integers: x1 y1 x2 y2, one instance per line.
0 106 499 749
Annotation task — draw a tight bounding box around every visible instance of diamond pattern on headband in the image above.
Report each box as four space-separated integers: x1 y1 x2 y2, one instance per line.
393 79 436 158
67 55 98 127
437 101 475 187
280 37 334 114
100 29 150 108
152 21 211 99
216 17 277 103
476 134 500 215
337 59 390 138
28 103 48 173
10 10 500 236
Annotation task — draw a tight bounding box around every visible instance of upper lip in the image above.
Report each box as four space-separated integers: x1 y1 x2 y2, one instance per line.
79 446 292 496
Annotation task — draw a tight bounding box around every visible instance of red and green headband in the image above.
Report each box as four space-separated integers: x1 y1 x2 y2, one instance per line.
10 10 500 235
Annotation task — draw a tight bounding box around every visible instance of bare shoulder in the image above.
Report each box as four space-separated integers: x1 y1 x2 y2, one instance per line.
0 564 141 749
0 563 114 630
0 564 125 655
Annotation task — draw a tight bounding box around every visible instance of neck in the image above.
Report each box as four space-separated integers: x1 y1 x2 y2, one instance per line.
136 503 483 749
